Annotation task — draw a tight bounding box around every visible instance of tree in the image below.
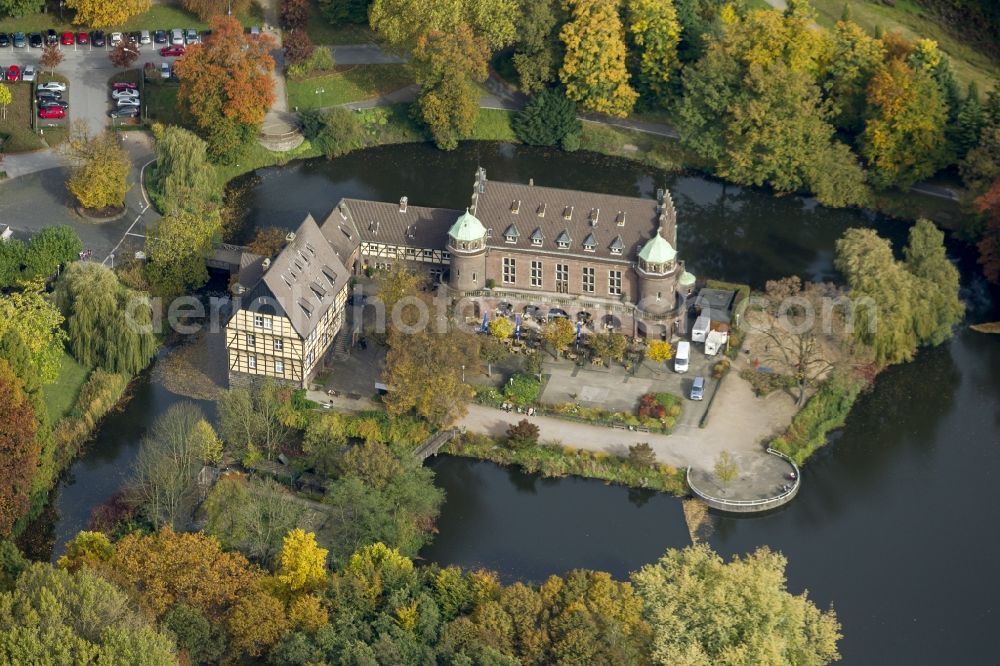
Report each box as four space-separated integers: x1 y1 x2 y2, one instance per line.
505 419 539 450
283 29 315 66
713 450 737 484
217 381 294 459
182 0 251 20
57 531 114 573
0 83 11 121
145 209 220 296
0 360 38 537
559 0 638 117
413 25 488 150
64 125 130 210
66 0 151 28
300 107 368 158
109 39 140 70
0 563 178 664
40 43 63 74
54 262 157 374
862 57 949 189
0 0 44 18
281 0 310 29
227 589 288 657
175 15 276 161
589 330 627 365
247 226 287 257
383 328 477 427
0 285 67 383
631 544 841 665
644 339 673 368
129 402 209 529
338 441 404 489
960 83 1000 194
821 18 885 135
512 0 558 94
976 179 1000 283
276 529 329 596
903 218 964 345
512 89 582 147
373 262 422 321
202 474 305 564
951 81 984 160
162 603 226 665
479 336 508 377
627 442 656 468
489 316 514 340
150 124 221 215
542 317 575 356
20 225 82 280
369 0 518 51
625 0 682 103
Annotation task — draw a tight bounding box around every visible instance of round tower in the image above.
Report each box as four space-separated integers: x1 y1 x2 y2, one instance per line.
636 232 679 315
447 209 488 292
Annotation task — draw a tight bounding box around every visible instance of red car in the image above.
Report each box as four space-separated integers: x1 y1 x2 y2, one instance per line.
159 45 185 57
5 65 20 82
76 32 89 45
38 106 65 119
61 31 74 45
111 81 137 91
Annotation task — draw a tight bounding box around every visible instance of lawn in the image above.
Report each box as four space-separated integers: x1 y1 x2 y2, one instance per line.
304 0 378 45
808 0 999 93
286 65 414 111
143 82 182 126
469 108 516 142
0 3 264 34
0 82 46 152
43 352 91 423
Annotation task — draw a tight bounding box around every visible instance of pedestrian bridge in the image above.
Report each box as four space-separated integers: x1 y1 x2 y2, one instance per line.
207 243 248 273
414 429 460 461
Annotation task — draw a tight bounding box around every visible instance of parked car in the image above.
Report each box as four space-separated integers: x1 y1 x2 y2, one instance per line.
111 88 140 99
5 64 19 81
689 376 705 401
39 99 69 109
28 33 43 48
128 32 141 45
109 106 139 118
91 31 105 47
46 29 58 45
170 28 184 45
111 81 137 90
76 32 88 45
153 29 167 44
38 106 64 119
12 32 26 48
61 31 74 46
116 97 141 108
159 45 184 57
185 28 199 44
37 80 67 92
21 65 35 82
250 26 260 38
0 34 10 48
36 90 62 101
139 30 151 45
160 61 170 79
109 32 123 46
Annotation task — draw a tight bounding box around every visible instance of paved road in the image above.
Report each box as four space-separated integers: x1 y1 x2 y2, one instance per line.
332 44 406 65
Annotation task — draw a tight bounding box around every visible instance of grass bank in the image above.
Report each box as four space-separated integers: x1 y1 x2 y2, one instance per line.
286 65 414 111
769 375 865 465
42 352 91 423
445 431 688 496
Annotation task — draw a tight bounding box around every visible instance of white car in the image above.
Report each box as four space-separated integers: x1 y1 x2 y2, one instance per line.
185 29 199 44
111 88 140 100
21 65 36 82
160 62 170 79
171 28 184 45
139 30 151 45
116 97 140 108
36 81 66 92
110 32 123 46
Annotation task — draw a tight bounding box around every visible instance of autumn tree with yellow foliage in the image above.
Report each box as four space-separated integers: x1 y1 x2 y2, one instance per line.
66 0 150 28
625 0 682 104
276 529 329 597
559 0 637 117
64 124 130 211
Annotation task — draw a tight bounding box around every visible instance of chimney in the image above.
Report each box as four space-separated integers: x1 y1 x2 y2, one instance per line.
399 196 408 213
338 201 348 220
529 178 534 186
232 282 246 295
262 258 271 271
285 231 296 242
589 208 599 226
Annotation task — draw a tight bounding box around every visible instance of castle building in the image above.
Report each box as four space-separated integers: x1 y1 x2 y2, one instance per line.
226 168 694 388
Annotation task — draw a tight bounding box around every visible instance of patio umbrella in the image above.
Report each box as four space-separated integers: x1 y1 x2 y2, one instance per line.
575 320 582 346
481 312 490 333
515 314 521 340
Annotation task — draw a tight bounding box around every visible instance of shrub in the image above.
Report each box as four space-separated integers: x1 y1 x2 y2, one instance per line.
505 419 539 450
512 88 582 147
627 442 657 468
740 368 796 397
51 370 130 471
280 0 309 29
283 29 315 67
301 108 368 158
287 46 335 79
637 393 666 419
503 373 541 405
771 374 863 464
473 385 504 407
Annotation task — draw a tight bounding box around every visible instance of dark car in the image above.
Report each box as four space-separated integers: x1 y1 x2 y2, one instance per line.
36 90 63 100
128 31 141 44
0 34 10 48
109 106 139 118
46 29 58 45
12 32 26 48
91 31 105 47
39 99 69 109
28 33 43 48
153 29 167 44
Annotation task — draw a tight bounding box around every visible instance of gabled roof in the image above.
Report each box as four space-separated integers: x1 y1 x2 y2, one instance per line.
333 198 462 250
555 229 572 246
503 223 520 239
582 232 597 249
609 235 625 252
530 227 545 242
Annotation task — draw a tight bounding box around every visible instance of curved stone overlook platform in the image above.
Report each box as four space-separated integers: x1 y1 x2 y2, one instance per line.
687 448 800 514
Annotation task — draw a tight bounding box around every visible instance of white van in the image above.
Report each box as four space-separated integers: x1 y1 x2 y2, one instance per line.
690 376 705 401
691 315 710 343
674 341 690 373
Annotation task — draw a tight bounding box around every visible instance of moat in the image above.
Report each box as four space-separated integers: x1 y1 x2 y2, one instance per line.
37 143 1000 664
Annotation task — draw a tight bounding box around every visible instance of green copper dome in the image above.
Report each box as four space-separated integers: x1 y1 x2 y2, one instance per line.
638 233 677 264
679 271 696 286
448 209 487 243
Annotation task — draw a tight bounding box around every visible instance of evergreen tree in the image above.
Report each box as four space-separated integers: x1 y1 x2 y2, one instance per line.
559 0 637 117
952 82 985 160
821 18 885 135
512 88 581 147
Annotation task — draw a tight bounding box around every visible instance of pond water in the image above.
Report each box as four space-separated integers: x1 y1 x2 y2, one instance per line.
42 142 1000 665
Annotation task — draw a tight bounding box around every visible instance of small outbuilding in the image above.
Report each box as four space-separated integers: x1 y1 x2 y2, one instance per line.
694 288 736 324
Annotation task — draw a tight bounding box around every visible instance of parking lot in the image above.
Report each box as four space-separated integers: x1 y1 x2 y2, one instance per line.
1 36 181 135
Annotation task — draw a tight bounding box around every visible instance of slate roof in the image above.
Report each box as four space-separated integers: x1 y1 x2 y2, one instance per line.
472 178 673 261
239 214 351 339
336 198 462 250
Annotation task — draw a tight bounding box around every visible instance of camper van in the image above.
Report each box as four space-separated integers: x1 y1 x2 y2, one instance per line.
704 330 729 356
691 315 710 343
674 341 690 373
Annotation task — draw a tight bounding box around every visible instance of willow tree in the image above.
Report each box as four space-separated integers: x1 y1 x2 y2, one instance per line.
55 262 157 375
903 218 964 345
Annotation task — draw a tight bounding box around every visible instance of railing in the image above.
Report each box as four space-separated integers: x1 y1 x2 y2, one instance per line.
686 448 800 509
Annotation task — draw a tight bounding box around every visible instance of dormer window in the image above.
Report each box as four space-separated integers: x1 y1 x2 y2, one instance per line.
537 203 546 217
609 235 625 255
486 228 493 238
298 298 314 318
562 205 573 220
511 199 521 214
616 211 626 226
530 227 544 247
582 232 596 252
503 223 520 244
321 265 338 287
556 230 571 249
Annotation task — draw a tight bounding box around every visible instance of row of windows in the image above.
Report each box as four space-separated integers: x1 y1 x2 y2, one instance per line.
500 258 622 296
246 333 284 352
246 355 286 375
